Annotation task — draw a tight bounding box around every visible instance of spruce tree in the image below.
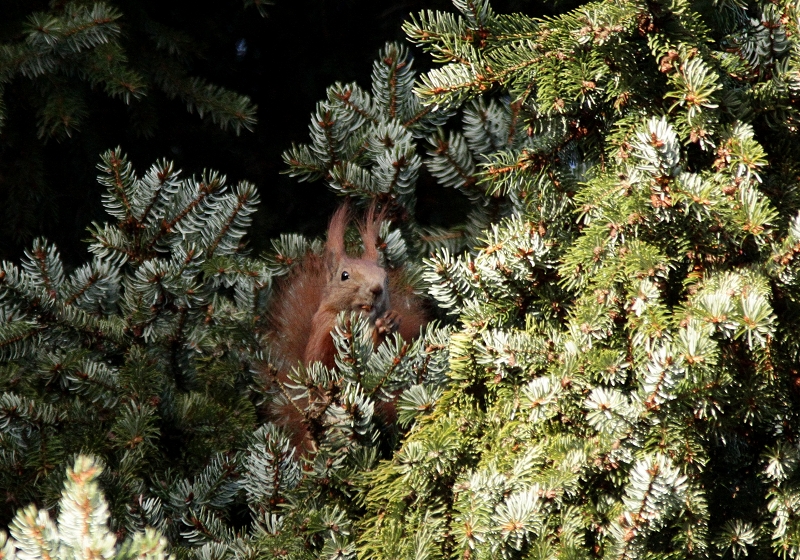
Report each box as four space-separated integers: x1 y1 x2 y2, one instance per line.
4 0 800 559
3 456 171 560
0 0 260 261
354 0 800 558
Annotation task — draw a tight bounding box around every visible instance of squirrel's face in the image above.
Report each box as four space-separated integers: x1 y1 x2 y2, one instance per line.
329 257 389 322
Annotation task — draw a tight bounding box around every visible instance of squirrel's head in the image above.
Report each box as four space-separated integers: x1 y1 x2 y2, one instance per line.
323 203 389 321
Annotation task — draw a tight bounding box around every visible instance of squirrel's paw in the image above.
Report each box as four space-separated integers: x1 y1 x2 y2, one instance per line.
375 310 401 335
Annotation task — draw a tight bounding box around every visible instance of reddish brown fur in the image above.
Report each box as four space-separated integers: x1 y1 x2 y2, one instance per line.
325 204 349 265
357 204 386 262
262 203 429 453
267 254 328 370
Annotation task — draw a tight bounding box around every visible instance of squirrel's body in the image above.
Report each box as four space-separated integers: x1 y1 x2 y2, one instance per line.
264 204 427 450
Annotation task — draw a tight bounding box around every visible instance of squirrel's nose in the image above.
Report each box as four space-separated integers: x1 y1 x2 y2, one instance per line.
370 284 383 297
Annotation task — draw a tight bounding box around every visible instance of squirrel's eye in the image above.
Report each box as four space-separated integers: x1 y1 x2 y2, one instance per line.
341 271 350 281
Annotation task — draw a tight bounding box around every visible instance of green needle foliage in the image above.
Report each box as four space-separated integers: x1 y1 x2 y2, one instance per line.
0 1 259 139
2 456 170 560
0 144 450 558
5 0 800 558
0 148 265 535
352 0 800 558
0 0 261 261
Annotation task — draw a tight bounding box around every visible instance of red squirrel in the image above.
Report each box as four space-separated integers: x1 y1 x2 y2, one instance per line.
264 203 428 450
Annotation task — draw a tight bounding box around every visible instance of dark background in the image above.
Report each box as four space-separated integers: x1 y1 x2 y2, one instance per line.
0 0 569 265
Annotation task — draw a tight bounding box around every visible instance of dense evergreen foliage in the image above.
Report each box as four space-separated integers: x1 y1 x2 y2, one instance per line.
5 0 800 558
0 0 575 267
0 0 264 263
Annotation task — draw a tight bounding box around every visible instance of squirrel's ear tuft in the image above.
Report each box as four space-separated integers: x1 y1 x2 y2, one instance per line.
325 202 350 269
359 202 386 261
